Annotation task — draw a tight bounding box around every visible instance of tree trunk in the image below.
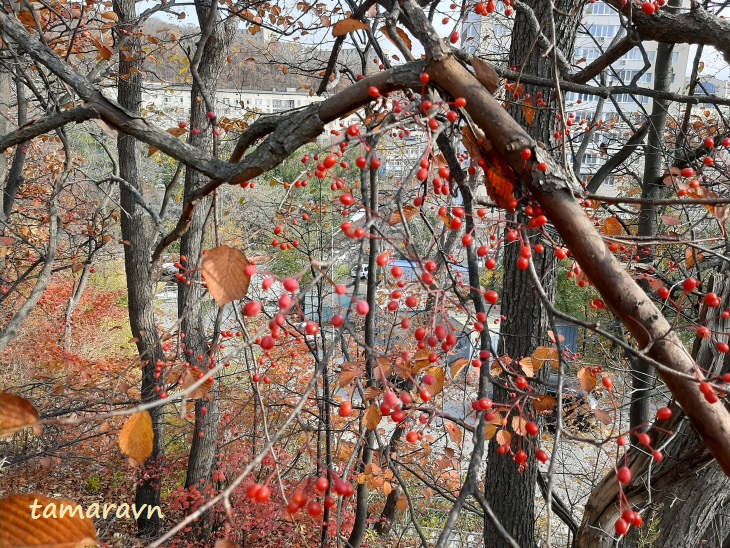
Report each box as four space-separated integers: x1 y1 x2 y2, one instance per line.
114 0 166 537
181 0 235 515
483 2 579 546
630 20 677 432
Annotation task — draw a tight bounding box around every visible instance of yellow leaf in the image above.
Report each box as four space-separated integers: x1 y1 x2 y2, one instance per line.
0 494 97 547
364 404 382 431
450 359 469 379
119 411 154 464
532 346 559 370
332 17 369 36
201 245 251 306
425 367 445 397
0 393 40 438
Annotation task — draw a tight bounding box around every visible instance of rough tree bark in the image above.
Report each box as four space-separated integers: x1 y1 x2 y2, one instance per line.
114 0 166 537
484 0 579 545
181 0 236 504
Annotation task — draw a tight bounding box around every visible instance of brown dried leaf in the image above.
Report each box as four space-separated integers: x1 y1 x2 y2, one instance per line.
425 367 445 397
577 367 598 392
444 421 463 446
214 540 238 548
496 429 512 446
364 404 382 431
380 26 412 51
593 408 613 425
396 497 408 511
661 215 682 226
382 481 392 496
148 127 189 156
410 349 432 374
450 359 469 379
101 11 118 20
532 346 559 370
118 411 153 464
332 17 369 36
522 100 536 125
0 493 97 547
519 357 534 377
0 393 40 439
339 370 361 388
511 415 527 436
390 205 419 225
363 387 382 403
461 125 486 161
201 245 251 306
532 395 557 413
601 216 623 236
484 423 498 440
471 57 499 95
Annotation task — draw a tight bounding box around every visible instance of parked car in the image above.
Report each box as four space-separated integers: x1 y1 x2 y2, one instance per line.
350 264 369 279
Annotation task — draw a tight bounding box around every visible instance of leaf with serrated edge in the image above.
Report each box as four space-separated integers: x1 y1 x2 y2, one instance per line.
531 346 559 370
496 429 512 446
364 404 382 431
484 424 498 440
0 494 97 548
512 416 527 436
532 395 557 413
201 245 251 306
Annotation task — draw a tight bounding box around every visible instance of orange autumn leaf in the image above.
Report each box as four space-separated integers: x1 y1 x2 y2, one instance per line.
484 148 517 212
118 411 154 465
0 493 97 548
332 17 369 36
0 393 40 438
201 245 251 306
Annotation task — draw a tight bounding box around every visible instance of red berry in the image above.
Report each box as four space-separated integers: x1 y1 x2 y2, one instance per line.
449 31 460 43
615 518 629 536
521 148 532 160
485 290 499 304
514 449 527 465
525 421 539 436
656 407 672 420
454 97 467 108
356 301 370 315
368 86 380 98
243 301 261 316
658 287 670 299
339 401 353 417
682 278 698 292
617 466 632 484
641 2 656 14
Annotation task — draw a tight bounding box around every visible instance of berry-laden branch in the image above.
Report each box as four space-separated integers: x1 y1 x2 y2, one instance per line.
426 52 730 476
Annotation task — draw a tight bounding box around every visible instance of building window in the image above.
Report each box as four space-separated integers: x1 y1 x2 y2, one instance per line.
586 2 614 15
575 47 600 61
567 92 599 103
614 70 652 84
614 93 649 103
255 99 262 106
672 51 680 63
587 24 618 38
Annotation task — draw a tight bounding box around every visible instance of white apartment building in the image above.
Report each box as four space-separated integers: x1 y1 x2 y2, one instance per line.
461 3 691 193
141 83 325 118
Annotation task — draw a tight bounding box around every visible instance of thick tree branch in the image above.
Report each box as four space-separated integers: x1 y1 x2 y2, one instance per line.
0 105 98 150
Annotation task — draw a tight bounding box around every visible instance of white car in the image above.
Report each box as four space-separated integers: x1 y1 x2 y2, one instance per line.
350 264 369 279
